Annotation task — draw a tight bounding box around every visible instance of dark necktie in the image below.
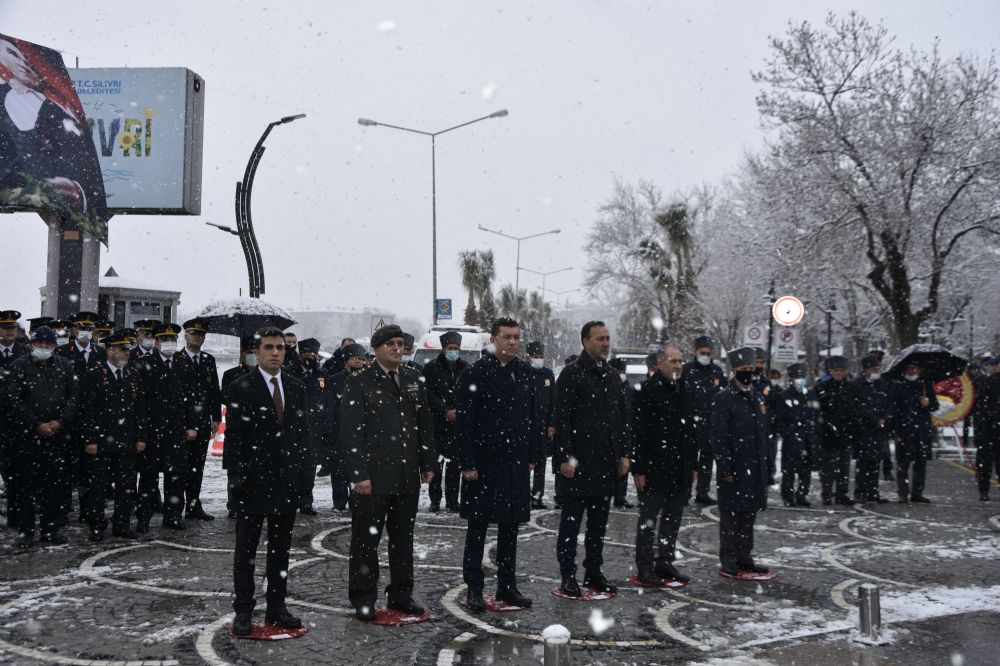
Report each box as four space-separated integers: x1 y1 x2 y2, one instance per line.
388 370 400 394
271 376 284 423
3 349 9 359
115 369 122 382
193 354 199 366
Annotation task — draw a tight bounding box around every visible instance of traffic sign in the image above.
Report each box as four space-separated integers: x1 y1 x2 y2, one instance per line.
435 299 453 320
370 315 393 335
772 296 805 327
743 323 766 348
773 327 800 363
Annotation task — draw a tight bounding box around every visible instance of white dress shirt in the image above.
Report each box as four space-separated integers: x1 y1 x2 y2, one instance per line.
260 367 284 405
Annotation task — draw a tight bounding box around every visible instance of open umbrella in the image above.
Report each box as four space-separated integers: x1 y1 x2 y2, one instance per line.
884 344 967 383
197 297 295 337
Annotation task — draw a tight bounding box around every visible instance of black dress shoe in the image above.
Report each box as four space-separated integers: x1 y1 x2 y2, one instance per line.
559 576 581 597
980 491 990 502
654 562 691 584
42 531 68 545
782 497 796 507
265 607 302 629
136 520 150 534
316 466 331 477
897 495 909 504
719 565 741 577
834 496 855 506
387 597 425 615
822 498 833 506
232 612 253 636
227 510 237 519
910 495 931 503
112 528 138 539
187 505 215 521
355 605 376 622
445 504 460 513
465 588 486 611
15 532 33 548
495 587 532 608
636 569 664 586
163 519 187 530
694 495 717 506
531 498 547 510
583 572 618 594
795 497 812 507
739 562 770 574
428 504 440 513
89 529 104 543
299 506 318 516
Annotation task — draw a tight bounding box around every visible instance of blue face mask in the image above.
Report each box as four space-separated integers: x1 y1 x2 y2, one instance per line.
793 378 808 390
445 350 461 362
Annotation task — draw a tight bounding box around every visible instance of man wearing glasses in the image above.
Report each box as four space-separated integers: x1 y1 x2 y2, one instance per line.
175 318 223 521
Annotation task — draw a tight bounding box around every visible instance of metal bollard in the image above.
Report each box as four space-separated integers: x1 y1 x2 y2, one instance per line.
858 583 881 638
542 625 571 666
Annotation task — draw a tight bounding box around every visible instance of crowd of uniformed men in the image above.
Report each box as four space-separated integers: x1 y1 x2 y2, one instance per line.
1 308 998 632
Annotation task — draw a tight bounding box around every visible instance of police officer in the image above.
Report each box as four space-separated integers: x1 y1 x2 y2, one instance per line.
853 354 892 503
890 361 938 503
328 342 367 511
679 335 725 505
973 357 1000 501
815 356 860 506
710 346 771 578
609 356 635 510
632 346 691 585
423 330 468 513
4 325 79 545
174 318 223 521
774 364 819 507
341 325 436 621
0 310 29 527
526 341 555 509
288 337 335 516
867 349 894 481
80 330 147 541
282 332 301 371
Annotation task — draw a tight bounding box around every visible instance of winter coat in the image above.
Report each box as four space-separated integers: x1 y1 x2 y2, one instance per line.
815 379 862 450
224 370 310 515
172 349 223 438
852 375 892 458
631 371 691 498
455 354 544 524
773 386 820 470
287 363 336 464
140 353 196 469
553 351 629 497
709 381 769 513
339 363 436 495
972 373 1000 446
423 353 469 460
679 359 725 449
79 363 148 454
890 378 939 460
4 354 79 437
531 365 556 457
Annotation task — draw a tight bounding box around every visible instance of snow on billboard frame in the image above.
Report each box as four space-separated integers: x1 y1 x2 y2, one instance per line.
0 33 109 241
69 66 204 216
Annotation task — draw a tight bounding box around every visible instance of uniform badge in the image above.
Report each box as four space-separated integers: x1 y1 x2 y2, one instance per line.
544 379 551 387
319 378 326 389
763 386 770 396
714 378 720 386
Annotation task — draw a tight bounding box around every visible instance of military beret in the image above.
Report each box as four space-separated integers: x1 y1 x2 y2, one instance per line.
402 332 415 347
30 325 57 344
102 328 136 347
26 316 53 332
525 341 544 357
861 354 880 370
693 335 713 350
440 331 463 348
728 346 757 368
183 318 208 333
826 355 849 370
153 323 182 338
344 343 367 358
786 363 806 379
70 311 99 326
0 310 21 325
298 338 321 354
371 324 403 348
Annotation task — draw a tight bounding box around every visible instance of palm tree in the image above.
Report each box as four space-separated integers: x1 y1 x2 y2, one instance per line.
458 250 480 326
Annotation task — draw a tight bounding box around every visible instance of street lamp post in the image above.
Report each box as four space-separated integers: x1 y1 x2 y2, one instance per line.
549 288 581 310
208 114 305 298
826 299 837 358
477 225 561 292
519 266 572 302
764 281 776 371
358 110 509 324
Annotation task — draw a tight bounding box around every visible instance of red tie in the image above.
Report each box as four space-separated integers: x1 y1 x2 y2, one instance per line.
271 376 284 423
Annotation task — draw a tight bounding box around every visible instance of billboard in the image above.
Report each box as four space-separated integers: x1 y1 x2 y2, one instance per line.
69 67 204 214
0 34 109 241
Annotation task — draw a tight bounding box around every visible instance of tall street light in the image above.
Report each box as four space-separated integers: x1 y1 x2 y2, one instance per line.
358 110 509 324
549 287 581 310
477 225 561 291
211 114 306 298
520 266 572 302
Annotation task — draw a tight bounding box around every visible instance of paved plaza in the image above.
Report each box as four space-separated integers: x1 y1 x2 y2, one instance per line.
1 458 998 665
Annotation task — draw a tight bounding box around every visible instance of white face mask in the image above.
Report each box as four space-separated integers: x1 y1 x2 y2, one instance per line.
140 338 155 350
696 354 711 366
31 347 54 361
244 354 259 368
905 373 919 382
868 372 881 381
530 358 544 370
619 373 628 383
401 354 413 363
159 341 177 355
76 331 92 344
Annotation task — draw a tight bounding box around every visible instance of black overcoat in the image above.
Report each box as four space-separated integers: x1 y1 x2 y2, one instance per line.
709 381 770 513
139 353 194 468
773 385 820 470
423 353 468 460
631 371 691 498
889 378 939 461
79 364 148 453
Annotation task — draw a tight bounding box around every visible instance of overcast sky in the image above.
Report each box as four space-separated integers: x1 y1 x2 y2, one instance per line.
3 1 998 331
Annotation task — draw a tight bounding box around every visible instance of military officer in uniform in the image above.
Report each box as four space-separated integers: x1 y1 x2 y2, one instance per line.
288 337 335 515
679 336 725 505
222 336 258 519
130 319 161 363
328 342 368 511
341 325 436 621
92 320 114 349
1 309 29 527
79 330 147 541
174 318 223 521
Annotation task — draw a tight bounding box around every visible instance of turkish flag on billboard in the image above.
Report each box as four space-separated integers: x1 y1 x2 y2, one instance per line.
0 33 108 242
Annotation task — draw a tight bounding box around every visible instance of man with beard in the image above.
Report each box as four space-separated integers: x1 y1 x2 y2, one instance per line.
423 330 468 513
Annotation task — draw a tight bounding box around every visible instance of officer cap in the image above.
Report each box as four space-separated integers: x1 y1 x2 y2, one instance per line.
152 323 182 338
728 346 757 368
102 329 136 347
0 310 21 326
402 332 415 348
51 319 73 331
133 319 160 333
371 324 404 348
240 335 257 351
754 347 765 361
786 363 806 379
29 325 58 344
693 335 713 350
861 354 880 370
826 355 849 370
183 318 209 333
70 311 99 326
344 343 367 358
26 316 53 332
94 320 114 334
298 338 321 354
440 331 463 348
867 349 886 361
609 357 627 373
525 341 544 357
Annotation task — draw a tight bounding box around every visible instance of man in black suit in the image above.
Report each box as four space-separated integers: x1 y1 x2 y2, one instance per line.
341 325 436 621
0 309 29 527
79 329 147 542
174 318 223 521
222 336 258 519
226 327 309 636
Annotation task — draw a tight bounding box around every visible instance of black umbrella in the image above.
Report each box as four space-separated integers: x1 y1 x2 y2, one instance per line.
197 297 296 337
884 344 967 383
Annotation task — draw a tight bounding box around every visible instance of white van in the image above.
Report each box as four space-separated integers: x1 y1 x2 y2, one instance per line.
412 325 490 369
